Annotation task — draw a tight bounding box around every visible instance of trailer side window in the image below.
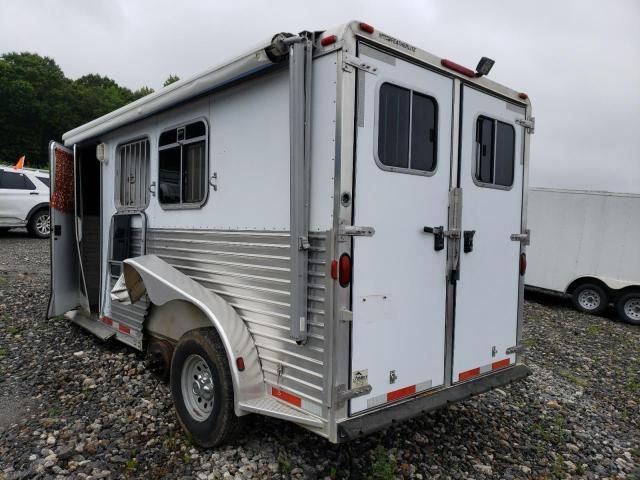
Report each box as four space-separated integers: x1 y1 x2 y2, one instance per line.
116 138 150 210
474 116 515 188
377 83 437 174
159 120 208 207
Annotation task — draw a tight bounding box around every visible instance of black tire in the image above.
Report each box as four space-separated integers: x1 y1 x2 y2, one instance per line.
170 328 239 447
27 209 50 238
571 283 608 315
616 291 640 325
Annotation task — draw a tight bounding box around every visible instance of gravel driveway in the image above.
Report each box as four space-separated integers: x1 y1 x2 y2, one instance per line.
0 231 638 479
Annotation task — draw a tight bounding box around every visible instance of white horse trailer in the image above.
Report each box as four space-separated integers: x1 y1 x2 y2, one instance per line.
526 187 640 324
48 21 533 446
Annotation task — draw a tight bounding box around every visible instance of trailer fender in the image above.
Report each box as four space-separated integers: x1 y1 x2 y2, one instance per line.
565 276 639 294
117 254 265 413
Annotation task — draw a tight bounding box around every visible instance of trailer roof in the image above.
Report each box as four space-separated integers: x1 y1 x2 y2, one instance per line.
62 21 529 146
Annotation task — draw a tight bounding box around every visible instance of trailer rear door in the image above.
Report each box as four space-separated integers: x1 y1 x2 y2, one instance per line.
48 142 87 317
452 86 526 381
349 46 453 414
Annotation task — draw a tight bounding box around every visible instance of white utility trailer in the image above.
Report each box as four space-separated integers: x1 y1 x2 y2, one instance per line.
526 187 640 324
48 21 533 446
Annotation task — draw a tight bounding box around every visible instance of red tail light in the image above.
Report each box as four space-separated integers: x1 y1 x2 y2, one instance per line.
519 253 527 276
330 260 338 280
339 253 352 288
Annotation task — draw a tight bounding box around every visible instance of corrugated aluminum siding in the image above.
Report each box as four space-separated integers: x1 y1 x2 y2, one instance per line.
146 228 329 414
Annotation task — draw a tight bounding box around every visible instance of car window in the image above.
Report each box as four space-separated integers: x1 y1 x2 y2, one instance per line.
36 176 50 188
0 171 36 190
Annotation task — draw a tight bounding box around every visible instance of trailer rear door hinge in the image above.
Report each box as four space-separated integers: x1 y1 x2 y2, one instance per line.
506 344 525 355
335 384 372 403
338 224 375 241
339 309 353 322
343 54 378 74
510 229 530 246
516 117 535 134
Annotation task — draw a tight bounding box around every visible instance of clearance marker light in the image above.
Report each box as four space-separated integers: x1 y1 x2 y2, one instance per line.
441 59 476 77
236 357 245 372
359 22 375 34
338 253 352 288
320 35 337 47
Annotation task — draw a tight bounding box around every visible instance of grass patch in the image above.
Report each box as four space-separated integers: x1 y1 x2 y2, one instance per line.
558 368 589 388
278 457 291 475
6 326 19 335
366 446 397 480
586 323 601 335
183 453 191 465
125 458 138 472
0 348 7 359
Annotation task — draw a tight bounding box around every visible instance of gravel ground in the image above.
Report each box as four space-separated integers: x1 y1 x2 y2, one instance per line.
0 231 638 479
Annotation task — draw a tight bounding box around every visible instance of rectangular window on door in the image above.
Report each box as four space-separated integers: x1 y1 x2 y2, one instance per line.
377 83 438 174
474 116 515 188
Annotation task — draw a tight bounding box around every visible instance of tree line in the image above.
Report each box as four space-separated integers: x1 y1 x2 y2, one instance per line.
0 52 179 168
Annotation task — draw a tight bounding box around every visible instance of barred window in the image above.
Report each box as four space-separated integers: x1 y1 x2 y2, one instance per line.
158 120 208 207
116 139 150 210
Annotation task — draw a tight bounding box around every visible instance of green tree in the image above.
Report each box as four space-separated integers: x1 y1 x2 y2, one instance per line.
163 74 180 87
0 52 158 168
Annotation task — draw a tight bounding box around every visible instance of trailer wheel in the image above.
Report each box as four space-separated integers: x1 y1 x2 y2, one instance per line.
170 328 238 447
616 291 640 325
571 283 608 315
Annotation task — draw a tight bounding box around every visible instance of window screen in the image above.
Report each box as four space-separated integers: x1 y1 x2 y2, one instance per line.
0 171 36 190
117 139 150 210
378 83 437 174
474 116 515 187
158 120 208 207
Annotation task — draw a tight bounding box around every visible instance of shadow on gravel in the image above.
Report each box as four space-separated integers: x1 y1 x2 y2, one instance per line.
0 228 35 239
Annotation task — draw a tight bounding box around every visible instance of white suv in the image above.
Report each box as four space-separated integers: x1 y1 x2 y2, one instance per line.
0 166 51 238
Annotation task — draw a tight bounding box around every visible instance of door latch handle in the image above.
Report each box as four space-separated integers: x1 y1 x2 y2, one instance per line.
423 226 445 251
463 230 476 253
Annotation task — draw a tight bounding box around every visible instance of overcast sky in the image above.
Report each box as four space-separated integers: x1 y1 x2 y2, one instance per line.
1 0 638 193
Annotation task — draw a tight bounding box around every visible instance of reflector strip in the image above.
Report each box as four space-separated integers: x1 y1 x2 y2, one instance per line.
387 384 416 402
118 324 130 334
492 358 511 370
101 317 113 326
459 358 511 381
272 387 302 408
367 379 433 409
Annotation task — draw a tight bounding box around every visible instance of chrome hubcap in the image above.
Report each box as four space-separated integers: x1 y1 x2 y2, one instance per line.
578 289 601 311
181 354 214 421
624 298 640 321
36 214 50 235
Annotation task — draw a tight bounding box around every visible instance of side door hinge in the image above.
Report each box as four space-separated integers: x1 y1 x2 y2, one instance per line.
343 54 378 74
516 117 535 134
338 224 375 242
510 229 530 246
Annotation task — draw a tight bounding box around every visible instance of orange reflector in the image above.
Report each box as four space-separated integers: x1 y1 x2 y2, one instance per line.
330 259 338 280
118 324 130 334
101 317 113 326
359 22 375 34
441 59 476 77
236 357 245 372
492 358 511 370
458 367 481 381
320 35 337 47
272 387 302 408
387 384 416 402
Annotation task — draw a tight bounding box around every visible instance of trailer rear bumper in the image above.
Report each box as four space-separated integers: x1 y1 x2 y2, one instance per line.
336 364 531 441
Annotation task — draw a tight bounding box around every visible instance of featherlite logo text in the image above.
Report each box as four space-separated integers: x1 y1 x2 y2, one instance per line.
378 33 417 53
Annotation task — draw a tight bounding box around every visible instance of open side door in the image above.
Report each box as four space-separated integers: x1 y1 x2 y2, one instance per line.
48 142 87 317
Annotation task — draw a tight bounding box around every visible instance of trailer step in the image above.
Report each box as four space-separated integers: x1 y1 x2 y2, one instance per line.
239 395 323 427
66 310 116 341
